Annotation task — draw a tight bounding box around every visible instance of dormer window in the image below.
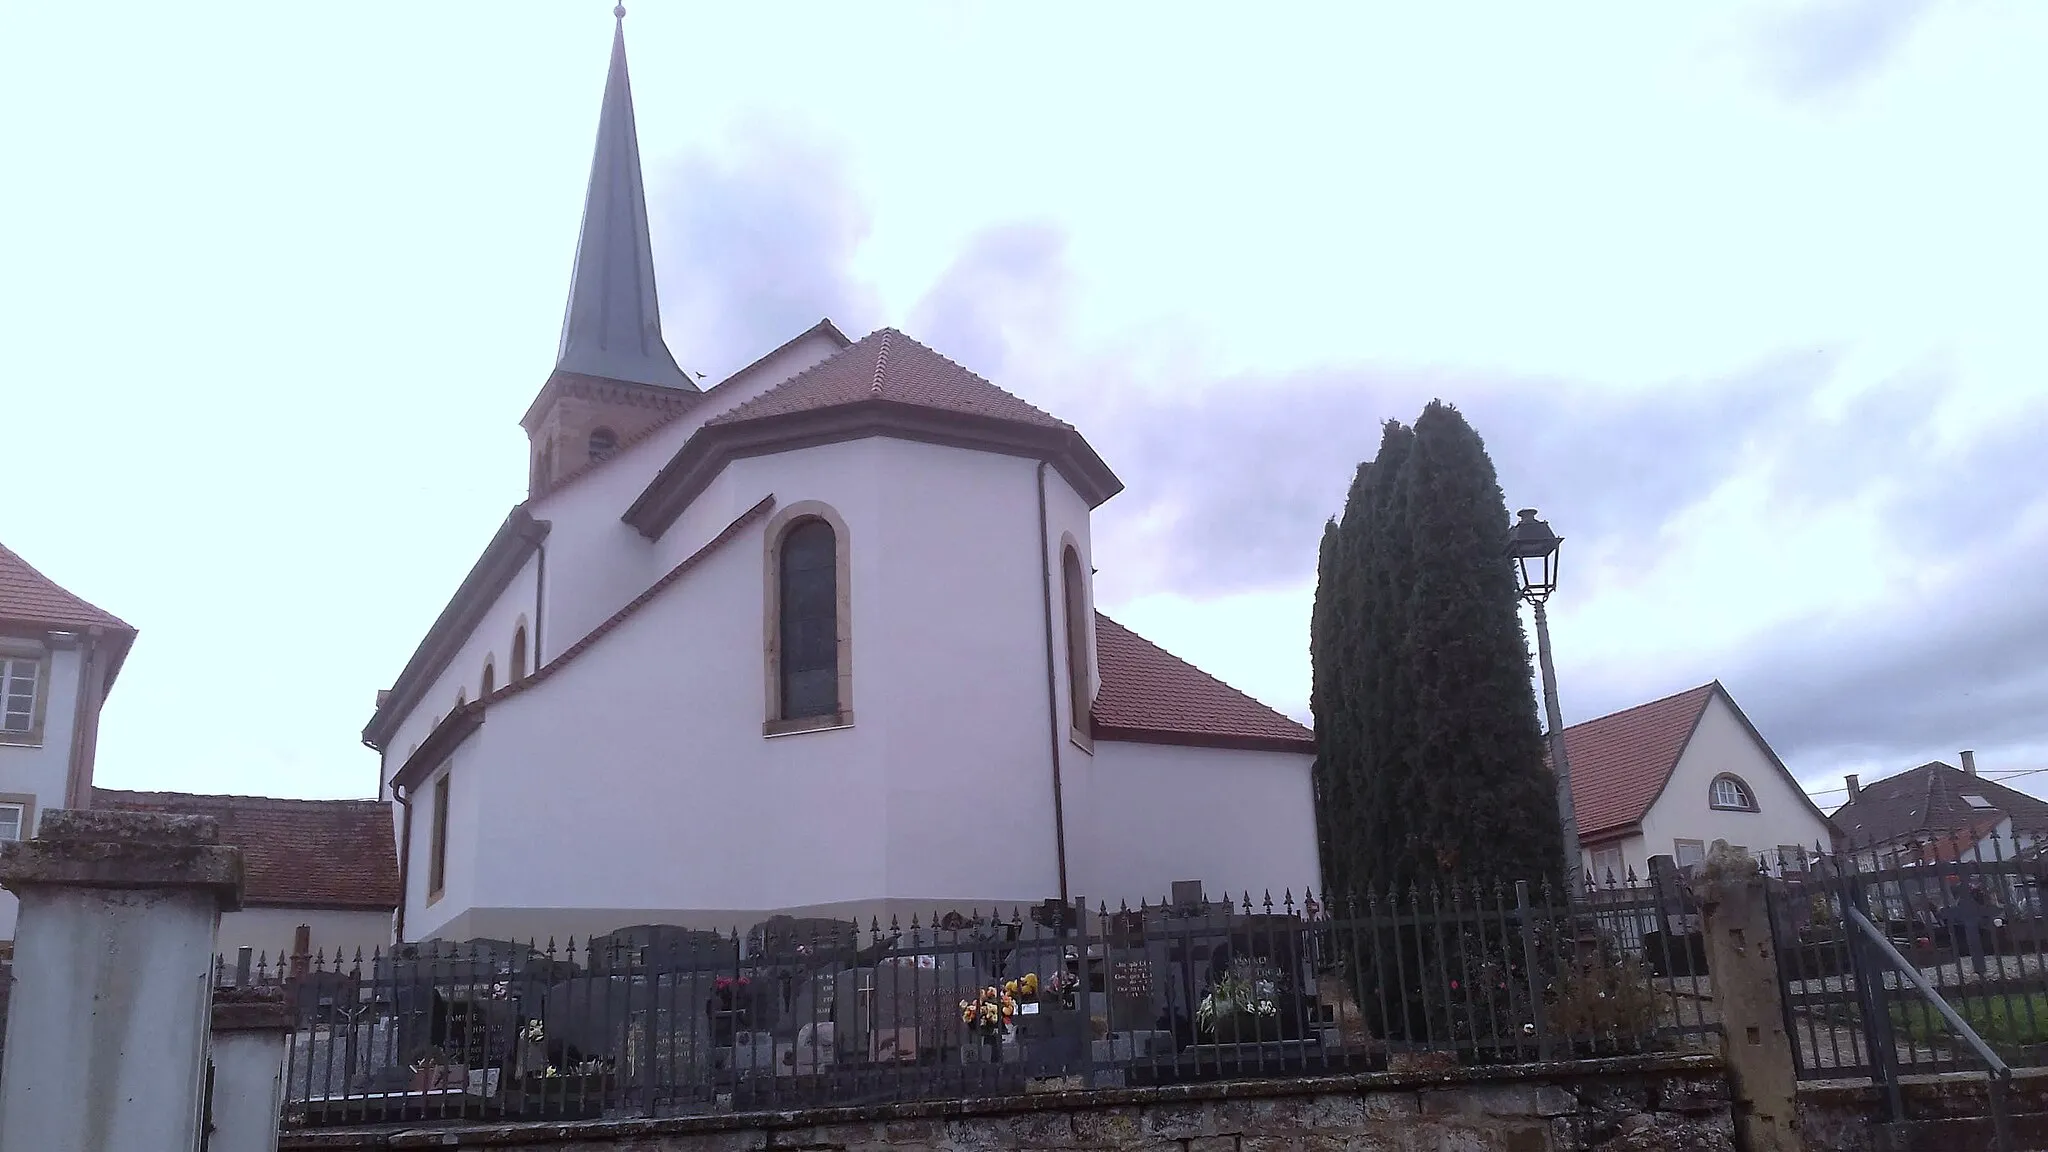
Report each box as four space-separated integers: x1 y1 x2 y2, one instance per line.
588 427 619 461
1709 774 1757 812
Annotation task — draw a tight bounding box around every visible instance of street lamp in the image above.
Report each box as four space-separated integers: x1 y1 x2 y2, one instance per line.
1507 508 1582 894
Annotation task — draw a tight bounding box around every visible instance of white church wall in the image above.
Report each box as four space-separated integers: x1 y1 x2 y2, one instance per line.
404 748 485 944
1070 740 1320 908
528 326 847 660
413 436 1095 937
380 556 539 799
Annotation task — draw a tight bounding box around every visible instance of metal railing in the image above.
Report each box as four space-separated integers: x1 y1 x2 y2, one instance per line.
229 880 1718 1129
1771 831 2048 1127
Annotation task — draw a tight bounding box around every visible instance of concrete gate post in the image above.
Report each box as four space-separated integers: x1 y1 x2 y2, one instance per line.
0 809 244 1152
209 991 293 1152
1696 844 1803 1152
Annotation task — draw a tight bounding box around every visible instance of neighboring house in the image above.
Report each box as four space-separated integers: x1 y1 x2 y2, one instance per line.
1828 754 2048 863
1561 681 1834 885
0 541 135 940
93 790 399 963
361 17 1319 946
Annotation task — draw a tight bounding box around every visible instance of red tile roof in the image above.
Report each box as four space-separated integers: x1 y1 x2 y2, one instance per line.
0 541 132 634
708 329 1072 431
1561 684 1717 842
1092 614 1314 753
93 789 400 912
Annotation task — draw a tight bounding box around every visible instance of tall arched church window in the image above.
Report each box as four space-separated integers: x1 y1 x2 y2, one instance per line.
481 661 496 697
1062 546 1091 736
510 625 529 682
778 519 839 720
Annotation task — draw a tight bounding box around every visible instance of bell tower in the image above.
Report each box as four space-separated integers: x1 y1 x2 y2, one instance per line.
522 5 700 497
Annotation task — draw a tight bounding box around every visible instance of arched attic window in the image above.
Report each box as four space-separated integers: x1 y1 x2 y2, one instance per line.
481 660 496 697
778 518 840 722
1709 774 1757 812
588 427 618 461
510 624 528 682
1062 546 1091 737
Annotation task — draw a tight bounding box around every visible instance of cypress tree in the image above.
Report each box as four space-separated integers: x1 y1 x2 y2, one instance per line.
1397 401 1561 890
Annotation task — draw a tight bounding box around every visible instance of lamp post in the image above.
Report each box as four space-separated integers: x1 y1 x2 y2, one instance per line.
1507 508 1581 895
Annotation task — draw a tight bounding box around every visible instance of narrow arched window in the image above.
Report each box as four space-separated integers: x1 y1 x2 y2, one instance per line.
1062 546 1090 735
480 661 496 697
510 625 528 683
779 518 839 720
1709 775 1756 811
588 427 618 461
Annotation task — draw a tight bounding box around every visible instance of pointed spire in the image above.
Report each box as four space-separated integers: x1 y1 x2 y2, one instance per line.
556 6 695 391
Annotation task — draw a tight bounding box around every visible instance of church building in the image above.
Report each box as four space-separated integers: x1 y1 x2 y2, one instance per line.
364 13 1320 946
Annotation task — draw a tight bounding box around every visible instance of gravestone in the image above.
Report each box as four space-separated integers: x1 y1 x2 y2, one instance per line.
747 916 860 965
588 924 735 976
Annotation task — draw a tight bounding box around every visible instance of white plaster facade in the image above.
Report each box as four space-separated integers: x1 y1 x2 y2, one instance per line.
1577 688 1832 885
390 431 1312 946
0 546 132 942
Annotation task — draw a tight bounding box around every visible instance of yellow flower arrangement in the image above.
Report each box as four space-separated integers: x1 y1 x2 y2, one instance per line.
958 985 1018 1036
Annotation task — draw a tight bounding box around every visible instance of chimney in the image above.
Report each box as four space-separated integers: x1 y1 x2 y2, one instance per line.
1845 774 1860 800
1962 750 1978 776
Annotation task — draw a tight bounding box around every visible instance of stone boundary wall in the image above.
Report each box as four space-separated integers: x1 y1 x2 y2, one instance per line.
280 1054 1730 1152
1800 1068 2048 1151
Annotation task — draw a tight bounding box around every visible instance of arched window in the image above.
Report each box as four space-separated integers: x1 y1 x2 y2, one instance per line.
1062 546 1091 736
480 661 496 697
1709 774 1757 812
588 427 618 461
778 518 839 721
510 625 528 683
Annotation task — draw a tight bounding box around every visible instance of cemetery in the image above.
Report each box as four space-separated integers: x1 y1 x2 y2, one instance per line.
260 880 1720 1128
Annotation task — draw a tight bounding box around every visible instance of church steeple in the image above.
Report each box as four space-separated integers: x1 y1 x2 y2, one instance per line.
524 6 703 498
555 5 693 393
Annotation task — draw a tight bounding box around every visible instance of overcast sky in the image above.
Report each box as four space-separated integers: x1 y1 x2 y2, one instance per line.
4 2 2042 809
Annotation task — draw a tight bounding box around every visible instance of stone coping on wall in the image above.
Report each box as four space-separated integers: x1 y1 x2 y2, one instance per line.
0 809 244 909
279 1052 1726 1149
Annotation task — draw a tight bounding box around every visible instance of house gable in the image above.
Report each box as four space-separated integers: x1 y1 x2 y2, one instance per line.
1635 687 1835 866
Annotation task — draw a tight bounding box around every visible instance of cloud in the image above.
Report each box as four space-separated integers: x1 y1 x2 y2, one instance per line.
897 222 2048 784
649 120 884 380
1749 0 1935 99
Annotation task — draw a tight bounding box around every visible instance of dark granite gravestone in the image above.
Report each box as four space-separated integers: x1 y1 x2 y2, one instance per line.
588 925 736 976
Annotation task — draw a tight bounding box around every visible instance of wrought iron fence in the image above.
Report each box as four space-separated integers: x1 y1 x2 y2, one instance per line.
1771 834 2048 1083
230 880 1718 1128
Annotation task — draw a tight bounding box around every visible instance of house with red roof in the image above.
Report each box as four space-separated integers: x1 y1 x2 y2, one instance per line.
92 790 400 964
364 17 1317 945
1560 681 1833 885
0 541 135 940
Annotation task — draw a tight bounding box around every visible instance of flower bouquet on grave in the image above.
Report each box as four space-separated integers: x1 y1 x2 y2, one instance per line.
960 985 1017 1059
1196 958 1280 1043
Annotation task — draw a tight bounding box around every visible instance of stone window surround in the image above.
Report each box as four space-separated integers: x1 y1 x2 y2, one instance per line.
762 500 854 738
1059 533 1093 753
1709 773 1759 812
427 769 451 906
0 792 34 841
0 637 53 748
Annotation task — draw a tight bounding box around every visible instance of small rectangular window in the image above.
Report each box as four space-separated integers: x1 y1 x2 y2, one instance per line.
0 657 39 735
0 803 23 842
1965 795 1995 810
1590 846 1625 884
428 773 451 898
1674 840 1706 870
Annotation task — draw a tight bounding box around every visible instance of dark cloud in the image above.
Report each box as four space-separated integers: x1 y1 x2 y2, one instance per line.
908 222 1071 381
1751 0 1934 100
649 124 883 381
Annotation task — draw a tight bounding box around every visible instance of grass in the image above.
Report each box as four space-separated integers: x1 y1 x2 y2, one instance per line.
1888 991 2048 1059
